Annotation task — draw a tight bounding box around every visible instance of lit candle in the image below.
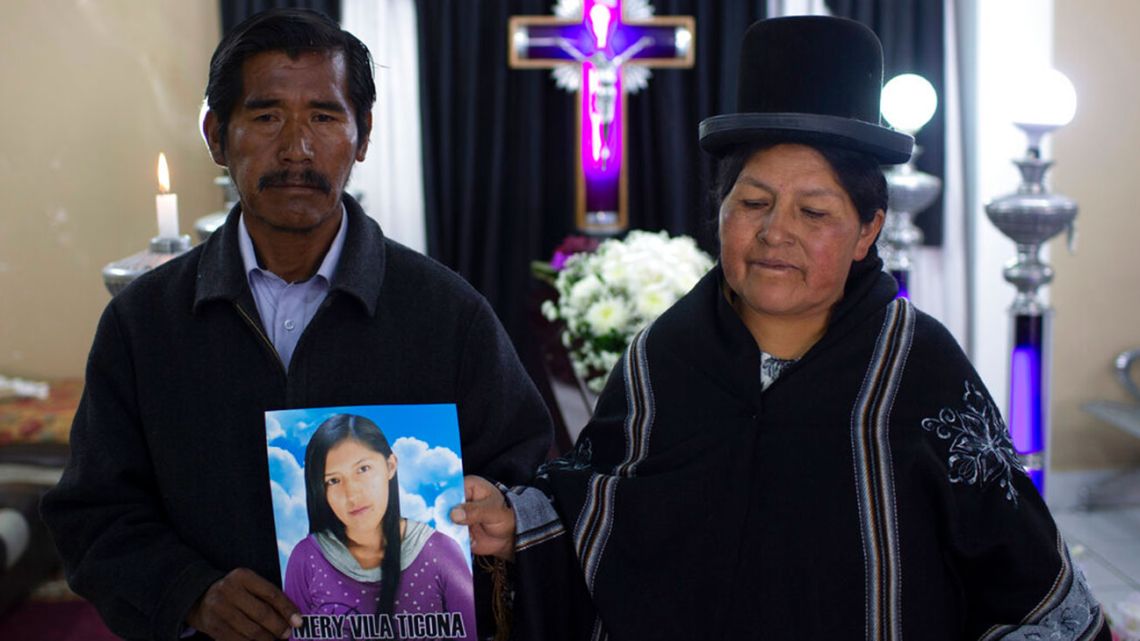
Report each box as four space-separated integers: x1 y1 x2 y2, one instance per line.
155 153 179 238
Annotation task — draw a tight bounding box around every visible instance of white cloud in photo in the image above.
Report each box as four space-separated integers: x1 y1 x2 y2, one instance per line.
432 486 470 553
268 445 308 564
267 445 305 498
399 486 433 524
273 480 308 559
266 415 285 442
392 437 462 495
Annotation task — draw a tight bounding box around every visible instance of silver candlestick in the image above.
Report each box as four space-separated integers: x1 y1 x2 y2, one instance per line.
880 146 941 298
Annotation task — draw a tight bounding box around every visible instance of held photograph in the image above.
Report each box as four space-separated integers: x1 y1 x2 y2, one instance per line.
265 405 474 641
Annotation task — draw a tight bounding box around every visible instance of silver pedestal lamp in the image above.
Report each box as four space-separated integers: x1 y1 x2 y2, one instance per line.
879 74 941 299
984 68 1079 495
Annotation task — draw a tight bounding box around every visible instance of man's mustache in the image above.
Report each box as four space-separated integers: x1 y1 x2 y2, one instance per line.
257 169 332 194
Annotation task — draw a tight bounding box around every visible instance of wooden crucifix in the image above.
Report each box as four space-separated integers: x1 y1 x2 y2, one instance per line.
509 0 695 235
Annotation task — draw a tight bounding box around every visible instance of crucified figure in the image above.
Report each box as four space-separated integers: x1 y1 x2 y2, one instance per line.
531 35 654 169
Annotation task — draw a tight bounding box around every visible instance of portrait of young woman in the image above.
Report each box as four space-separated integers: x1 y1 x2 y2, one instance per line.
283 413 475 640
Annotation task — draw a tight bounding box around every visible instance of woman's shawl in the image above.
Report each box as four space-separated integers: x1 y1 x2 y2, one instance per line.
509 260 1108 641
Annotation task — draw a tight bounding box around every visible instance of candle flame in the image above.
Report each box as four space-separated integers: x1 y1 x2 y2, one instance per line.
157 153 171 193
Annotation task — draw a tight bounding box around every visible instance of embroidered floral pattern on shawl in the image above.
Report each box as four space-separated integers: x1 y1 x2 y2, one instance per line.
921 381 1024 504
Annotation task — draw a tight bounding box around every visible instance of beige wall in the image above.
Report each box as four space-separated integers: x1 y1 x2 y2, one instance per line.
0 1 221 379
1049 0 1140 469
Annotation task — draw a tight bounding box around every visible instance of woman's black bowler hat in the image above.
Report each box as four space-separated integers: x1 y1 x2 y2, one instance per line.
699 15 913 165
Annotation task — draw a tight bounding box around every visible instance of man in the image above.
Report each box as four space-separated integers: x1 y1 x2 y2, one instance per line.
41 9 550 641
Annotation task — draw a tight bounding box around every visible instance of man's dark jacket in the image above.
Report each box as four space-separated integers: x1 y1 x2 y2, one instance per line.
40 196 552 641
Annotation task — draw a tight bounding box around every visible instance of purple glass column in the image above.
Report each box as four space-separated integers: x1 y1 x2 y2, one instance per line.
1009 313 1046 493
890 269 910 299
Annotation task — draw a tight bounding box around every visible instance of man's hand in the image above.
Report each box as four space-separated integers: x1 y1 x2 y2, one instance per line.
185 568 302 641
450 475 516 561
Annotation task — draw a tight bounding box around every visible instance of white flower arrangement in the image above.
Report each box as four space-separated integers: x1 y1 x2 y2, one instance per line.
540 230 715 392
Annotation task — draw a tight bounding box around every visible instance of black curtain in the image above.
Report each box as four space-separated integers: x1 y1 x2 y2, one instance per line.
219 0 340 34
416 0 766 346
415 0 577 349
826 0 946 246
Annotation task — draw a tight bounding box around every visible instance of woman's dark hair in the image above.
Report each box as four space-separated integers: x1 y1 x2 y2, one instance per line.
205 8 375 151
304 414 401 621
713 139 888 224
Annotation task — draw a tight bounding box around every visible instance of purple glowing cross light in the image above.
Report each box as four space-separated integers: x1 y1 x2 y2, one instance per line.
509 0 694 234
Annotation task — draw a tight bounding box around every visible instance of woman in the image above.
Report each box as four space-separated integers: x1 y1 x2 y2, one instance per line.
454 16 1110 641
285 414 475 641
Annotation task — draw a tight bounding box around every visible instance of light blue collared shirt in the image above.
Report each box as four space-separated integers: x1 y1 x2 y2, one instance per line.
237 207 347 369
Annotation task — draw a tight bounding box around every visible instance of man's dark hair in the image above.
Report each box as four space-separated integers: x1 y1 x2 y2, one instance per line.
205 8 375 150
713 140 888 224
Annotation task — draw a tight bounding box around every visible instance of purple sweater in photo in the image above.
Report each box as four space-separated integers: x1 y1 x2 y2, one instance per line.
284 530 475 640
